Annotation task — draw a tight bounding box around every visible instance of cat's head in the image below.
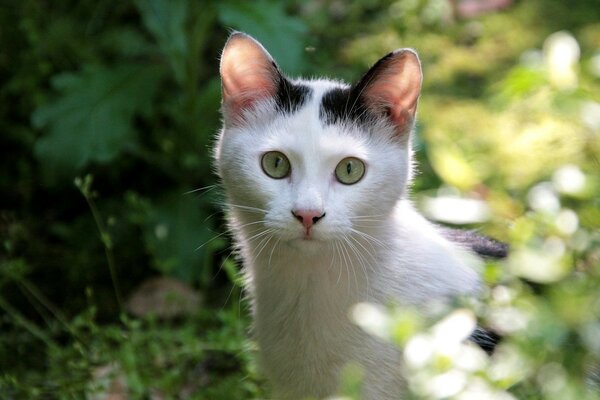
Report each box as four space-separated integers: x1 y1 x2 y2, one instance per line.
215 32 422 248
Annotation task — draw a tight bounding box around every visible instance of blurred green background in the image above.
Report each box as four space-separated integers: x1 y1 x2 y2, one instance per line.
1 0 599 398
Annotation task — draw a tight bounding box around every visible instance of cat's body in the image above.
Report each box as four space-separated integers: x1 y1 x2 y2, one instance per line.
215 32 491 399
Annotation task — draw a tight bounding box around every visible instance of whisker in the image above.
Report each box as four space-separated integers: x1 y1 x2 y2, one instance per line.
195 230 228 251
220 251 238 310
254 233 275 261
350 219 385 223
246 228 275 244
349 228 389 250
350 235 378 266
337 239 352 297
344 236 371 297
343 242 353 298
352 222 383 229
224 203 267 214
198 219 271 252
237 220 269 229
341 237 360 294
326 242 335 273
334 241 343 286
184 184 218 195
268 237 281 268
348 214 386 220
202 210 222 224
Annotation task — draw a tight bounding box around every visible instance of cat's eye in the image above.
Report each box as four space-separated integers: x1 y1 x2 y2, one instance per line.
261 151 291 179
335 157 365 185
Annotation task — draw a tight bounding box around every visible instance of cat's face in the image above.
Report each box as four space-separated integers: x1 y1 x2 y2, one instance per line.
215 33 422 249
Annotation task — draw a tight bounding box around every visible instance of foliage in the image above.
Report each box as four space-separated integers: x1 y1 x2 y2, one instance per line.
33 64 163 178
0 0 599 398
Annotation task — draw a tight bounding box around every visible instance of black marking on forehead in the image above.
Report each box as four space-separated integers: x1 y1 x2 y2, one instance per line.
320 87 370 126
275 73 312 114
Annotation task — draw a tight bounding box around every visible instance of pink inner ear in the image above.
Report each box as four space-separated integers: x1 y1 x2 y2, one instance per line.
220 34 280 117
363 50 422 133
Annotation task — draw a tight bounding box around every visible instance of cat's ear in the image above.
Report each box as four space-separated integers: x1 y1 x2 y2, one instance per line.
220 32 281 123
355 49 422 137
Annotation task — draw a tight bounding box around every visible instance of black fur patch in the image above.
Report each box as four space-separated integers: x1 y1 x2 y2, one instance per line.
444 228 507 355
275 75 312 114
320 86 371 125
442 228 509 259
469 327 501 355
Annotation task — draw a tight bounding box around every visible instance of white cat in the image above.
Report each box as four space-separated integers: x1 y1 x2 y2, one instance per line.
214 32 486 399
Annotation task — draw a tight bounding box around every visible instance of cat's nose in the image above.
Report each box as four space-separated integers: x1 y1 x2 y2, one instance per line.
291 209 326 230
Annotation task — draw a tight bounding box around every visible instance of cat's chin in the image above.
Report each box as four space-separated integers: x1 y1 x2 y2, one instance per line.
286 236 327 254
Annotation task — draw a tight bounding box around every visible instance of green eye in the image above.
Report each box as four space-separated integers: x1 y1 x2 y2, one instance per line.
335 157 365 185
261 151 291 179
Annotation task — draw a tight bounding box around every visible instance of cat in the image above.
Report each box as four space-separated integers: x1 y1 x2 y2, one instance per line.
214 32 505 399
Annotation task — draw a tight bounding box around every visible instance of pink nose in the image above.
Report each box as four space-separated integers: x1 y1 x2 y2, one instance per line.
292 209 326 230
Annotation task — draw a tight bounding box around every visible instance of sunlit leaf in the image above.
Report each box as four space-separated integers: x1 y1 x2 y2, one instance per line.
429 146 480 190
497 66 547 100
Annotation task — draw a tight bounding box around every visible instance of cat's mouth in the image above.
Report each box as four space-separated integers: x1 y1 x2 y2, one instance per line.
287 235 325 253
302 229 316 240
291 230 318 242
300 232 317 242
285 226 326 245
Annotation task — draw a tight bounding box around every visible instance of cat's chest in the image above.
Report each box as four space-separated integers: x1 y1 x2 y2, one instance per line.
254 268 361 329
253 269 369 395
252 260 368 354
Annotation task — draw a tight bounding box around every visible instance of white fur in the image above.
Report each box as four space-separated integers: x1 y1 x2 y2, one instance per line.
215 79 481 399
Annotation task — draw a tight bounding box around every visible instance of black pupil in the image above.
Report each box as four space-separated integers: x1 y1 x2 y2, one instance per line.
274 156 281 169
346 161 352 175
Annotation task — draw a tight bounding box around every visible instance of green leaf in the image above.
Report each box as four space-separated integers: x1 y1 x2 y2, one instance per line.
217 0 308 74
140 191 223 284
33 64 163 179
134 0 188 84
100 28 156 58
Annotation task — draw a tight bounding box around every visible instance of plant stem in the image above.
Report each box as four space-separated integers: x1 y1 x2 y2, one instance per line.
0 295 57 349
18 278 88 345
76 176 123 310
87 196 123 309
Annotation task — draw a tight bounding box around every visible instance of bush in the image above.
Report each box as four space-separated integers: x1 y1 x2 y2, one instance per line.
1 0 598 398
